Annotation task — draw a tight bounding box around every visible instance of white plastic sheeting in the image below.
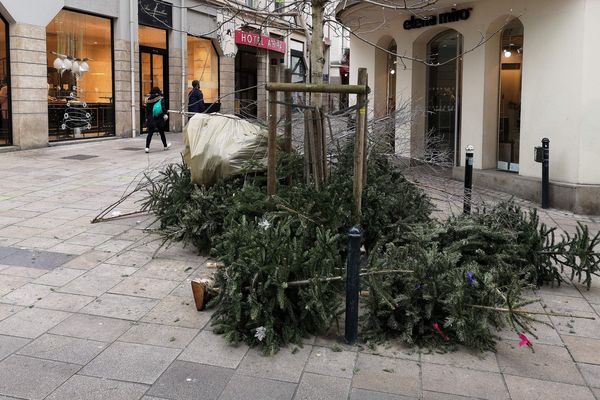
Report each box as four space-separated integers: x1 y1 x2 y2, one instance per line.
183 113 269 186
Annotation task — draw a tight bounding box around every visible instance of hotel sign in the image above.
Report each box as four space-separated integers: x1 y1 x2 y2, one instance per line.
403 8 471 30
234 30 286 54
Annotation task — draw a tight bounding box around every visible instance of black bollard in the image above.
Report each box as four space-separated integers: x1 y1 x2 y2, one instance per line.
345 226 362 345
542 138 550 209
464 145 474 215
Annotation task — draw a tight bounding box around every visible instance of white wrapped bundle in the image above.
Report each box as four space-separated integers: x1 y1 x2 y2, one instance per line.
183 113 269 186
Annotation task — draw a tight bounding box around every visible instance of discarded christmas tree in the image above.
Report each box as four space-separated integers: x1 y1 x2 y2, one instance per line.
142 145 599 354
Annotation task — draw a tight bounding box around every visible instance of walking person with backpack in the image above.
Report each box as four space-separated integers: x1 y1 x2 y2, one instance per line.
145 87 171 153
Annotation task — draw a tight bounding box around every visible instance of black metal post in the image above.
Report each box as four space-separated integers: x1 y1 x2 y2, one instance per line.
345 226 362 345
542 138 550 209
464 145 474 215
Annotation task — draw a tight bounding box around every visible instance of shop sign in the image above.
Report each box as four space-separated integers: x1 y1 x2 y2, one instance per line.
403 8 471 30
139 0 173 30
234 30 286 54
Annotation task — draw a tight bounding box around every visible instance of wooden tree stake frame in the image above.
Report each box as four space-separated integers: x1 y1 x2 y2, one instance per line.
265 68 369 221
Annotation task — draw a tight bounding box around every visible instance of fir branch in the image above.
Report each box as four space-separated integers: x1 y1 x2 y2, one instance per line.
468 305 596 320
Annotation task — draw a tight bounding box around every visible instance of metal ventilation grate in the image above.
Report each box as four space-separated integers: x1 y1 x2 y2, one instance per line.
61 154 98 160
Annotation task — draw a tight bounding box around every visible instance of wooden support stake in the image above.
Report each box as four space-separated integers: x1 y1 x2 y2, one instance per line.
313 108 324 187
306 109 320 190
361 78 368 188
316 107 328 182
266 82 368 94
267 65 279 196
353 68 368 221
303 109 311 184
284 68 292 154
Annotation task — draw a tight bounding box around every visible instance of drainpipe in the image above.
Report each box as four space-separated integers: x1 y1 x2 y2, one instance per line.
130 0 137 137
181 0 186 129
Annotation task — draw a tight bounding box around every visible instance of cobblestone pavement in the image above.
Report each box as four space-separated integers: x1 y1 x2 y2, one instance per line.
0 136 599 400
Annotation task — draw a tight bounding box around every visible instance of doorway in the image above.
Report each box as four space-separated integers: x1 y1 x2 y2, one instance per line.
426 30 463 166
140 47 169 132
139 25 169 133
235 46 258 119
497 19 523 172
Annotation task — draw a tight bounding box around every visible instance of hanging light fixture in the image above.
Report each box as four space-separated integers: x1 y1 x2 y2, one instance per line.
503 49 512 58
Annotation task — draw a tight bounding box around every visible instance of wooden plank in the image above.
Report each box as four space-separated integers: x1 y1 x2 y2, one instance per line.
313 108 324 187
303 109 310 184
267 65 279 196
315 107 328 182
283 68 293 154
353 68 368 221
266 82 369 94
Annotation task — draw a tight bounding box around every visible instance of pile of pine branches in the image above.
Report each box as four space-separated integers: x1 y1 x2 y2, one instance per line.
142 147 600 354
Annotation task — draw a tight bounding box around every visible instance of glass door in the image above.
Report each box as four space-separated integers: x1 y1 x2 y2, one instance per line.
497 20 524 172
140 47 168 133
426 30 463 166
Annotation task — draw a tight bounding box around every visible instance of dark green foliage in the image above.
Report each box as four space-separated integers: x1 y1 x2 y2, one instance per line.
328 144 434 250
560 223 600 289
141 161 243 252
361 152 433 249
364 200 600 349
364 219 536 351
470 202 562 286
141 160 195 229
143 146 599 354
142 146 433 352
209 214 343 355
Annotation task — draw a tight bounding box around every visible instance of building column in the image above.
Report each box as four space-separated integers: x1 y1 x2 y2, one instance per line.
168 46 183 132
114 39 134 137
219 56 234 114
256 50 267 121
458 30 486 169
9 23 48 149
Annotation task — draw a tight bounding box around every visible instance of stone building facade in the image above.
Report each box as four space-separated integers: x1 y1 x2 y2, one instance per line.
338 0 600 214
0 0 307 149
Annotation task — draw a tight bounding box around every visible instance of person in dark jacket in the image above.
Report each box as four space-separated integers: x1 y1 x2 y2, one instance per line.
145 87 171 153
188 80 205 114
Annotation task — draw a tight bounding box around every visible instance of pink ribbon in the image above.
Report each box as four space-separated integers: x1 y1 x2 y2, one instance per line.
433 322 450 342
518 332 533 349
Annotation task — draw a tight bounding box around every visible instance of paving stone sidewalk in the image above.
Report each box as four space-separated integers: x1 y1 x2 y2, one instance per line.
0 136 599 400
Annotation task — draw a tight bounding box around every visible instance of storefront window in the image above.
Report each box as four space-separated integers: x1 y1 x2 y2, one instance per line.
187 36 219 111
46 10 114 141
0 15 10 146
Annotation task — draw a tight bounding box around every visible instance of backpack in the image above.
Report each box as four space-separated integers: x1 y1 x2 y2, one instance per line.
152 100 163 118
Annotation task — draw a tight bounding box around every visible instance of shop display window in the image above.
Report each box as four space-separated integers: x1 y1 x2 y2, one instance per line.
187 36 219 112
0 16 10 146
46 9 114 141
